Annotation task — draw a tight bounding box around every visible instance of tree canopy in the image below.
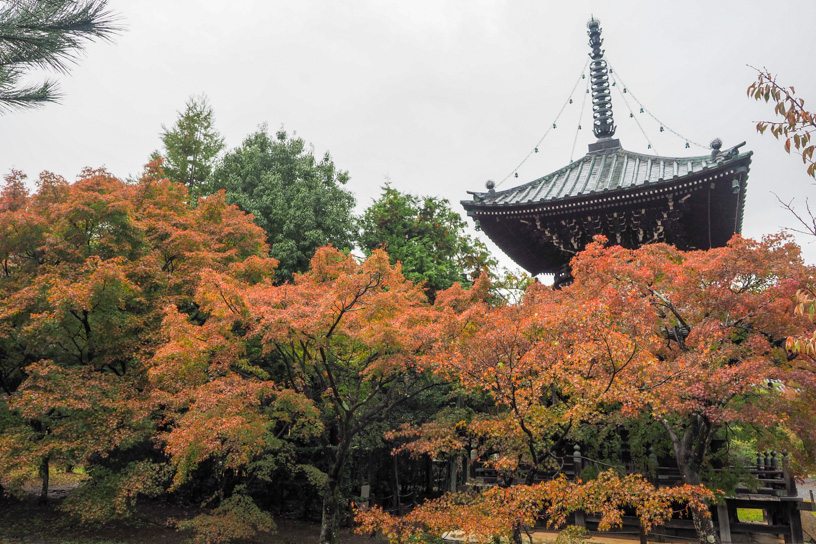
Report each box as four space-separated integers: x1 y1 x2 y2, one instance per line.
0 164 273 531
358 184 495 297
2 163 816 544
208 127 356 281
157 95 225 198
359 235 816 544
170 246 462 543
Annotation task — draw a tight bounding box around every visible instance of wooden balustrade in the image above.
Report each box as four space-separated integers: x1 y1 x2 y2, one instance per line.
466 447 806 544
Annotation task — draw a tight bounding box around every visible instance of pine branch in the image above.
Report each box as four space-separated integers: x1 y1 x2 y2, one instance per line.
0 0 120 113
0 0 120 71
0 74 60 111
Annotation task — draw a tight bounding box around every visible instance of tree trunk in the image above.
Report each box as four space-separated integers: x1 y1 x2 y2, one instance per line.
38 455 49 505
448 456 458 493
679 462 720 544
663 418 719 544
319 477 341 544
391 453 401 513
511 523 523 544
425 455 434 495
689 502 720 544
319 433 352 544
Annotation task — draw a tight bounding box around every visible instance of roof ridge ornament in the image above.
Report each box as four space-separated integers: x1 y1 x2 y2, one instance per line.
710 138 723 160
587 17 616 139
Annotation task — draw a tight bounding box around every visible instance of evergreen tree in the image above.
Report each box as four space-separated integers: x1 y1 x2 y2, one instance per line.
358 184 495 298
209 127 356 281
0 0 118 112
158 95 225 198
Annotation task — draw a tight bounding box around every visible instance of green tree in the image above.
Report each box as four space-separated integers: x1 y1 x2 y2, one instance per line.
358 184 495 298
208 127 356 281
0 0 118 112
158 95 225 198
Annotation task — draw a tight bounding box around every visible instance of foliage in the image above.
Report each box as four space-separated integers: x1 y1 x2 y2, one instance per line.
749 70 816 239
359 234 816 544
208 127 356 281
570 235 816 543
144 249 322 541
174 492 276 544
570 235 816 467
748 68 816 178
358 185 495 298
3 153 815 544
0 0 119 112
790 288 816 355
0 162 272 523
489 267 536 305
157 95 225 199
387 406 473 460
59 461 166 523
147 244 467 543
555 525 591 544
356 470 713 544
251 247 451 543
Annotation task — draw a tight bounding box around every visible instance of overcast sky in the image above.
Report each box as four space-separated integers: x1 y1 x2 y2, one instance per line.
3 0 816 271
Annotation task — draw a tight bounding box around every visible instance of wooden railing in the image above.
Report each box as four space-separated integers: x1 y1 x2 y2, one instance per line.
467 446 808 544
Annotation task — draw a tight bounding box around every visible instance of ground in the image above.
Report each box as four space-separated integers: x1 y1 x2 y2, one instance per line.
1 469 379 544
0 497 379 544
2 473 815 544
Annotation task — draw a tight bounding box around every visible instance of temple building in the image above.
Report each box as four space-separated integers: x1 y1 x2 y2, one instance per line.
461 18 752 288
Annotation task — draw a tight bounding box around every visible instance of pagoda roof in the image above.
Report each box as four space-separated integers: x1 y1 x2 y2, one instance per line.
462 18 753 281
463 141 752 212
461 141 753 277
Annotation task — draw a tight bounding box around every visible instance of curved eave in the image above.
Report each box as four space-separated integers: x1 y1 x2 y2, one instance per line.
462 148 753 275
463 150 752 221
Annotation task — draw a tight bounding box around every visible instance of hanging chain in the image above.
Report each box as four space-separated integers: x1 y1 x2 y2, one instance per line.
570 77 590 162
609 68 658 155
497 58 590 188
607 59 708 150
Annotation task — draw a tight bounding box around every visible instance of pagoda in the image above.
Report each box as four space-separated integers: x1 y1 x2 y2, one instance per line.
461 18 752 288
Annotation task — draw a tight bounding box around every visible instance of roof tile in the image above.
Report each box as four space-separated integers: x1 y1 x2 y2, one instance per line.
469 146 750 208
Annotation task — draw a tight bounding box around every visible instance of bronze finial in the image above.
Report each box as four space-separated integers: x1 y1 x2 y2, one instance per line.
586 17 616 138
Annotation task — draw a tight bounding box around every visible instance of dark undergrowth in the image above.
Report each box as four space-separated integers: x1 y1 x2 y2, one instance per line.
0 496 380 544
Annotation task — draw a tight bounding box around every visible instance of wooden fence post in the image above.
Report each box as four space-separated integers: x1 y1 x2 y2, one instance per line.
782 452 798 497
717 503 732 544
573 445 586 529
573 444 583 479
648 445 658 485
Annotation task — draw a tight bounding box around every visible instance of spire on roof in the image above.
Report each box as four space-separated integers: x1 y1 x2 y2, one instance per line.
587 17 616 139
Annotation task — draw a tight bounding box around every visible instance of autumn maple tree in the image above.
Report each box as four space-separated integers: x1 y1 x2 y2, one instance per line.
248 248 448 544
146 259 327 543
368 255 684 543
0 163 279 536
144 242 471 544
3 155 814 544
359 235 816 544
566 236 816 543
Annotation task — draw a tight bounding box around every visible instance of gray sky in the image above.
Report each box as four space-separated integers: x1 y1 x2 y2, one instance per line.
3 0 816 270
